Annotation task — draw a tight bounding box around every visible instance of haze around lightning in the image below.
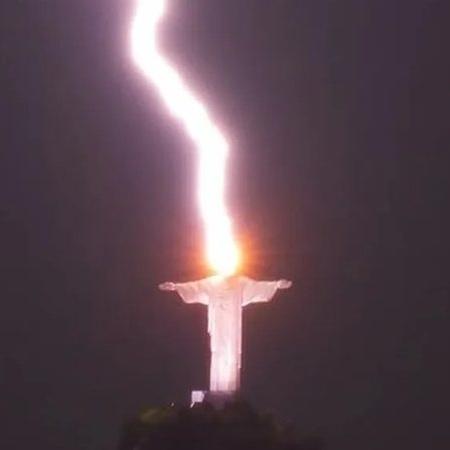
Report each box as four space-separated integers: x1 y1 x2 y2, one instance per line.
131 0 240 276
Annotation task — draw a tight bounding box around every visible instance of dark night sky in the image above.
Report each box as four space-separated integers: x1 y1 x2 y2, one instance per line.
1 1 449 449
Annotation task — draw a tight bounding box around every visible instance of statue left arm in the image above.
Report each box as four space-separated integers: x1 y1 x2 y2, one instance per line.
242 277 292 306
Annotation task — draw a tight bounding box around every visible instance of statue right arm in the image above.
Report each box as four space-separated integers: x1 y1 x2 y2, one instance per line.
159 279 209 305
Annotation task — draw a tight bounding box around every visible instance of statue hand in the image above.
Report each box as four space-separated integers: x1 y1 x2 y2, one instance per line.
277 279 292 289
159 282 176 291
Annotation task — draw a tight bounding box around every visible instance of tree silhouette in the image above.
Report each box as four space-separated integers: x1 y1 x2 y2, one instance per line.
118 400 324 450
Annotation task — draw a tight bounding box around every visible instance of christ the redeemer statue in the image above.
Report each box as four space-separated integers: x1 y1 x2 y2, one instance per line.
159 275 292 393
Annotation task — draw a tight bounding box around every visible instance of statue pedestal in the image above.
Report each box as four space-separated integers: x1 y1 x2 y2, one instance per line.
191 390 238 408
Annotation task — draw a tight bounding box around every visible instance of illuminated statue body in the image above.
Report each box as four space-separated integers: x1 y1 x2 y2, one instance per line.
160 276 292 393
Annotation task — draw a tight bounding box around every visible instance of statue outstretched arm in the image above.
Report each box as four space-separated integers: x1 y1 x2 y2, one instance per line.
159 279 209 305
242 278 292 306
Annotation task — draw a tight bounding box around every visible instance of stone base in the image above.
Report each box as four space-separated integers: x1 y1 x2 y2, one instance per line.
191 390 239 408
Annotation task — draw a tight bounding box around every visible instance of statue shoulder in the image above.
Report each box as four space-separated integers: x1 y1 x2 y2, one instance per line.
238 275 252 285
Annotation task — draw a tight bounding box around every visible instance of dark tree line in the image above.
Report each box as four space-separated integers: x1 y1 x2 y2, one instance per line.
118 400 323 450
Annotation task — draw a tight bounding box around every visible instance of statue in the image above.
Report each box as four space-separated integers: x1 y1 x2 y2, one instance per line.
159 275 292 393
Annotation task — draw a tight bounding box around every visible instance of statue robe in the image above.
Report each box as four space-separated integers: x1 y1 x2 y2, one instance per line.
173 275 281 392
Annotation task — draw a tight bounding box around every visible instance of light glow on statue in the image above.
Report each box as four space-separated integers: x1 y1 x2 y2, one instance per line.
131 0 239 276
159 276 292 393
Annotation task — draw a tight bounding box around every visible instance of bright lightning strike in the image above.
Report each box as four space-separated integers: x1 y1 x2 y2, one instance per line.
131 0 240 276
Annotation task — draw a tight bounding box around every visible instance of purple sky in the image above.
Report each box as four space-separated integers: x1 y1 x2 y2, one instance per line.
1 1 449 449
